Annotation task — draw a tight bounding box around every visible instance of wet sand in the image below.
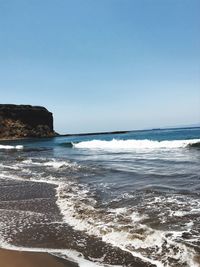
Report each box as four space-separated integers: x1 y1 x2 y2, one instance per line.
0 249 77 267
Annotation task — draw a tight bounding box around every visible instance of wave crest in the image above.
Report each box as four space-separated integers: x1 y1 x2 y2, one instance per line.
73 139 200 150
0 144 23 150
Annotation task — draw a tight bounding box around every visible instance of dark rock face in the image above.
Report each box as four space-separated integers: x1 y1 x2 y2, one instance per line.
0 104 56 139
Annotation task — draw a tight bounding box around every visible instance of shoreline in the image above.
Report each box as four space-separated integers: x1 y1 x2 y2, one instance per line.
0 248 78 267
0 135 58 142
0 130 128 142
0 126 200 142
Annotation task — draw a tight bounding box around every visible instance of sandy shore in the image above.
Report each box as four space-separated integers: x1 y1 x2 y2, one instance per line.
0 249 78 267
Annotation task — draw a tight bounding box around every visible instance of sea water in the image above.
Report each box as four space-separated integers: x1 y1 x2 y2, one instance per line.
0 127 200 267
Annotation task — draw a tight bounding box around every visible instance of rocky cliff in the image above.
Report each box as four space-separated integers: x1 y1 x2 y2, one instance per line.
0 104 56 139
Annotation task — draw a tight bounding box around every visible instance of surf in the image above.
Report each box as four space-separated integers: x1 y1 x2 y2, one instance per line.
0 144 23 150
72 138 200 150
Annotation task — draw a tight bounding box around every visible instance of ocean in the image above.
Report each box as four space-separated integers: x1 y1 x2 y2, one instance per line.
0 127 200 267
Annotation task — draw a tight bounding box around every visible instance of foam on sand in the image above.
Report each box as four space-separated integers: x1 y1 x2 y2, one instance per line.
56 183 200 267
0 241 106 267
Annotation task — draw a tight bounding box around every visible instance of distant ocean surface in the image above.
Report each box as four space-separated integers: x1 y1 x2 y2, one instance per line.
0 127 200 267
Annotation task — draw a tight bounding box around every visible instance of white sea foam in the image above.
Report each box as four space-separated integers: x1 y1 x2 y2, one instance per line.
1 156 199 267
56 183 200 267
0 163 20 170
21 158 79 169
0 212 118 267
56 185 158 266
0 177 199 267
0 144 23 150
43 160 78 169
73 139 200 150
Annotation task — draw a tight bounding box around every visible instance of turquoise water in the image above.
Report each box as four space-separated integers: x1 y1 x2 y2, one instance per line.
0 127 200 267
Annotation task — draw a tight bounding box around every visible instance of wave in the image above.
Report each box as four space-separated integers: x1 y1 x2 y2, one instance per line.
1 156 199 266
0 144 23 150
59 142 73 148
56 183 199 267
22 158 78 169
188 141 200 148
72 139 200 150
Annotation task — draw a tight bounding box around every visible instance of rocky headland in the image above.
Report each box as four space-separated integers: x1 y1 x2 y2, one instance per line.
0 104 56 139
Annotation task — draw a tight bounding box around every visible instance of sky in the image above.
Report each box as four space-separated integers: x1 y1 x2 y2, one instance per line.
0 0 199 134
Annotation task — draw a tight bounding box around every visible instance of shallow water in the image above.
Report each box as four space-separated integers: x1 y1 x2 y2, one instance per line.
0 127 200 267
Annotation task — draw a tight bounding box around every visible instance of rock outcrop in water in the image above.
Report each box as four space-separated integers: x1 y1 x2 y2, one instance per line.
0 104 56 139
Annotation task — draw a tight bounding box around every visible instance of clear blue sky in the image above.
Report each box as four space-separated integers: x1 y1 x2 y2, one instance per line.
0 0 199 133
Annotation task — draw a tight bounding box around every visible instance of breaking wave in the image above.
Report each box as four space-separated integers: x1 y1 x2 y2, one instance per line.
72 139 200 150
0 144 23 150
59 142 73 148
189 142 200 148
56 183 200 267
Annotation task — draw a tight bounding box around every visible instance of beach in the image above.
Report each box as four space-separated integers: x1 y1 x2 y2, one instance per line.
0 127 200 266
0 0 199 264
0 249 77 267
